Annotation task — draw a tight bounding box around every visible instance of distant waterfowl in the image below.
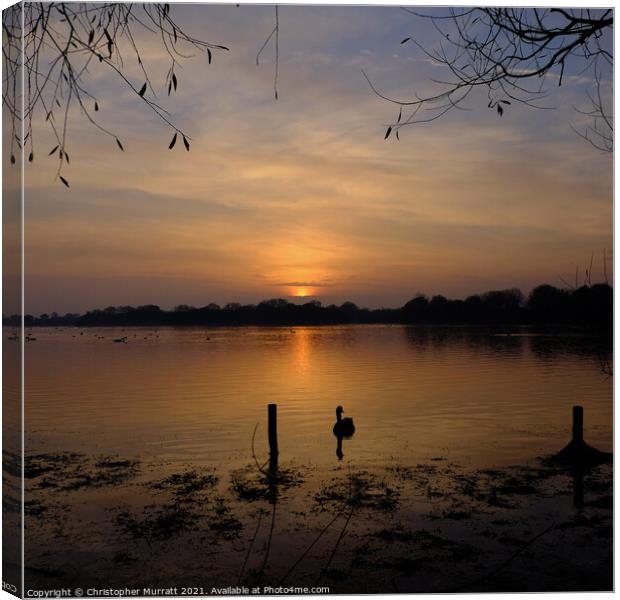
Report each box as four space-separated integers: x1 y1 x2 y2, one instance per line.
113 336 128 344
333 405 355 438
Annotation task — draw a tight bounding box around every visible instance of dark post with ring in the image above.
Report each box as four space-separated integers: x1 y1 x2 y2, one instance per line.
573 405 584 444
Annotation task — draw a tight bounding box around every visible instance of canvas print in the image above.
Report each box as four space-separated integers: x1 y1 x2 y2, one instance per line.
2 2 613 596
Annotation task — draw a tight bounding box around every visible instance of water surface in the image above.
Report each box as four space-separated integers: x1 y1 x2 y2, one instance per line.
18 325 612 593
24 325 612 467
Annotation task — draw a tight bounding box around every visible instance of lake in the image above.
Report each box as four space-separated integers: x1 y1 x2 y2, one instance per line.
16 325 613 592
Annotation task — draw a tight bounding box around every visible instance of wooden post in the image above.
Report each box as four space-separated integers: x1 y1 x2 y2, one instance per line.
572 405 584 444
268 403 278 470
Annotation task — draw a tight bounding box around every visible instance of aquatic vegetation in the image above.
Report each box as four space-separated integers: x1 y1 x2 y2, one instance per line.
26 453 140 491
116 504 199 543
25 500 51 518
231 464 306 503
207 497 244 539
314 470 399 513
25 452 83 479
24 451 612 593
115 472 242 546
148 469 219 499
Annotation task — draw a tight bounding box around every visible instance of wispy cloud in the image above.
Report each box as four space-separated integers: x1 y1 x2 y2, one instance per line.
273 281 335 288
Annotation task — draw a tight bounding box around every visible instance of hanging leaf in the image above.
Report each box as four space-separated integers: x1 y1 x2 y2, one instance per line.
401 37 410 44
207 48 212 64
138 82 147 97
59 176 70 188
49 145 59 156
116 138 124 151
65 152 70 164
173 27 177 43
497 104 504 117
172 73 177 91
168 81 172 96
10 154 15 164
94 101 99 112
500 100 511 105
104 28 113 56
28 152 33 163
183 136 190 151
397 107 402 123
396 130 400 141
88 29 94 44
169 133 177 149
384 126 392 140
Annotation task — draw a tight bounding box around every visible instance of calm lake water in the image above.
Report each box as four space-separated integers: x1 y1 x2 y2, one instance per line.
16 325 613 593
24 325 611 467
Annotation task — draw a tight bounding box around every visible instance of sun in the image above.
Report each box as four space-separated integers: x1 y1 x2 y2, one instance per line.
293 287 314 298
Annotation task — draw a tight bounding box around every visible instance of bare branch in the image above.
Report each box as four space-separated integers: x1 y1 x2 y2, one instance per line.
370 8 612 150
3 2 230 186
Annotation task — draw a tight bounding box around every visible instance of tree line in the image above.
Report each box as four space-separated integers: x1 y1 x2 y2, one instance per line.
6 283 611 331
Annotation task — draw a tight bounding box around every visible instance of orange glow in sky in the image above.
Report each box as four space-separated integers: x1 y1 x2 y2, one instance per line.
292 287 314 298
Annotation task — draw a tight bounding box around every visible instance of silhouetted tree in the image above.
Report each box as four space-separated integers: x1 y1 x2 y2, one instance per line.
372 8 612 151
528 284 570 322
571 283 613 328
2 3 228 186
174 304 195 312
403 294 429 320
6 282 612 329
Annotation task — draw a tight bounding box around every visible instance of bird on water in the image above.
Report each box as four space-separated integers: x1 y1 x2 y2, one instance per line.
333 405 355 438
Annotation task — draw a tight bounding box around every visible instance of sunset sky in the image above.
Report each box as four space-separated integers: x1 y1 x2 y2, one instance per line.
13 4 613 315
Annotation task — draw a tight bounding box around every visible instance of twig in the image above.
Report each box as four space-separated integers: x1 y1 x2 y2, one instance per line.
278 512 342 585
255 5 279 100
257 498 277 584
315 467 356 585
238 510 264 585
251 423 268 475
439 521 556 592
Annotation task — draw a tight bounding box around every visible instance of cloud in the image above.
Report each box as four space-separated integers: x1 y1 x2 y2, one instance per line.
274 281 335 288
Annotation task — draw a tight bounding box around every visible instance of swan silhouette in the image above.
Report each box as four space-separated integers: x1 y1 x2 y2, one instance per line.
333 406 355 438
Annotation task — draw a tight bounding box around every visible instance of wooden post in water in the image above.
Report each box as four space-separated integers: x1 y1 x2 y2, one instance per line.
553 404 611 468
268 403 278 470
572 405 584 444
